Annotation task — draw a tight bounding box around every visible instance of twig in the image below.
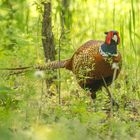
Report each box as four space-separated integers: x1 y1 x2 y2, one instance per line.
101 75 119 110
58 31 63 105
38 80 45 120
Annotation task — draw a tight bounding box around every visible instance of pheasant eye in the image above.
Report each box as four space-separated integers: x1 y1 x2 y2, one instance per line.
108 31 113 37
111 32 114 36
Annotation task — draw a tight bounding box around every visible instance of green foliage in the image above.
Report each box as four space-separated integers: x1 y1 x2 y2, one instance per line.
0 0 140 140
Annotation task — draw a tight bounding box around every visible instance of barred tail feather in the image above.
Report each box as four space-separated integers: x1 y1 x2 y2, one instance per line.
0 66 32 70
0 59 71 77
35 59 70 70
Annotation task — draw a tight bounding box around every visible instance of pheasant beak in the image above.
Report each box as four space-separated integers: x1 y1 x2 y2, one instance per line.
112 35 118 43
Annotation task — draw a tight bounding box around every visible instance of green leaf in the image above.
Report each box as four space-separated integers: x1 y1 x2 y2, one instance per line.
0 86 14 94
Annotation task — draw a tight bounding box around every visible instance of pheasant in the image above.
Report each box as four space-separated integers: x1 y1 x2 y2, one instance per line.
1 31 122 102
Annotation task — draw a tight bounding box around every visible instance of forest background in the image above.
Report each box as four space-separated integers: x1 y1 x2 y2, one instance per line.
0 0 140 140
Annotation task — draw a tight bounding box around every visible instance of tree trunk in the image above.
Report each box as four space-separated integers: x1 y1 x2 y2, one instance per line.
42 2 56 95
42 2 55 62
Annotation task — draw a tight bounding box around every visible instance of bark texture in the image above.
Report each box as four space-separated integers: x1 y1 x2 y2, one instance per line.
42 2 56 95
42 2 55 62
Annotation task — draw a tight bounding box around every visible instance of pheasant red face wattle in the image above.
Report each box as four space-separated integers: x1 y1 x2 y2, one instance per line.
105 31 114 45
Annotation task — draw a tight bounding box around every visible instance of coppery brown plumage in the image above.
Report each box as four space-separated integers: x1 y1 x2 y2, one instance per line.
34 30 122 99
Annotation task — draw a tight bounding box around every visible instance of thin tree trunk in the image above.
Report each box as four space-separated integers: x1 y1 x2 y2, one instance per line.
42 2 55 62
42 2 56 95
56 0 71 103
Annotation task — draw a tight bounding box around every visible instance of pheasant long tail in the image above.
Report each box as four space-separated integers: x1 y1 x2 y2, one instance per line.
0 59 70 73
